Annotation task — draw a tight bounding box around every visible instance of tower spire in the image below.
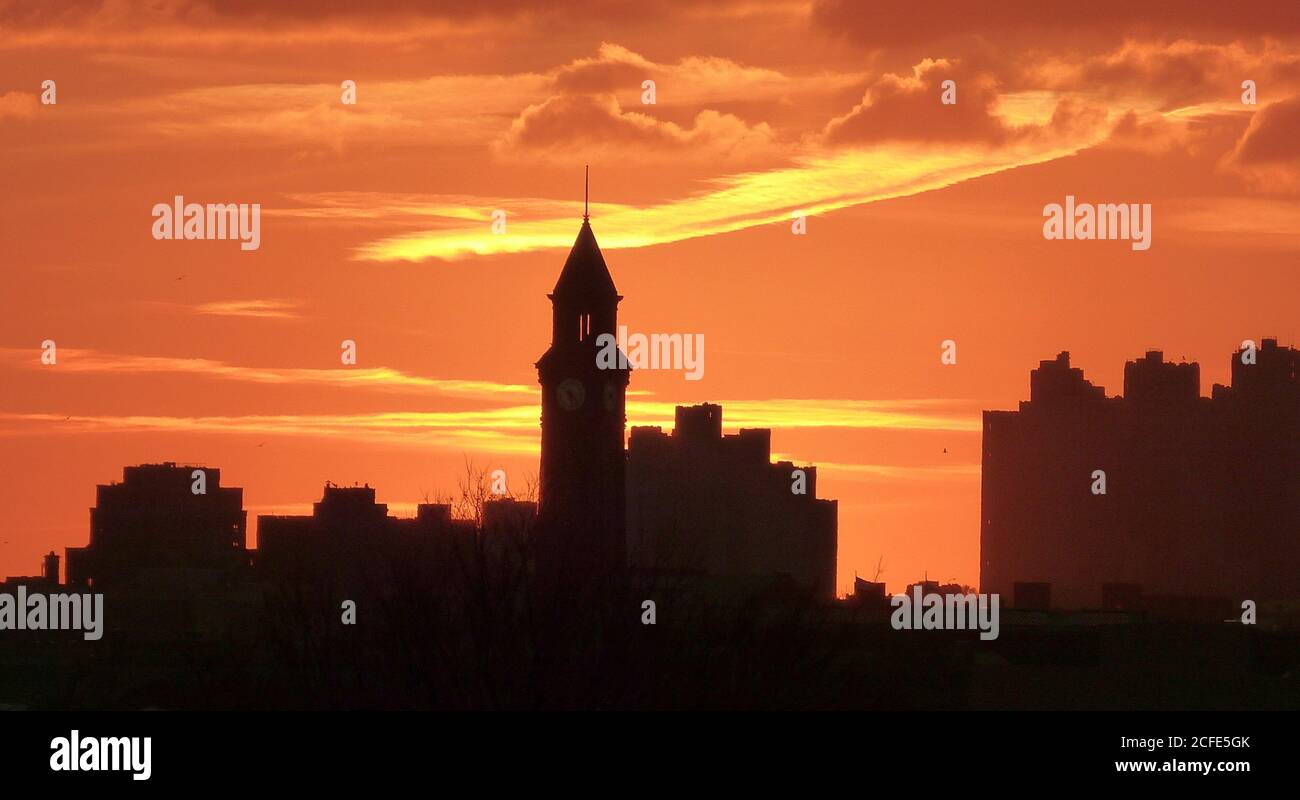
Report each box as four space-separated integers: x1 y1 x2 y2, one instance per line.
584 164 589 222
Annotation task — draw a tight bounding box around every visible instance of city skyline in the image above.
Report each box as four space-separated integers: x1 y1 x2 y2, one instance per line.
14 325 1295 602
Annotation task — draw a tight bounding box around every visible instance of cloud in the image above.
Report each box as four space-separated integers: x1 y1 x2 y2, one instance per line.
1165 196 1300 237
105 75 547 152
639 398 981 433
551 42 853 107
0 398 978 455
270 191 591 230
497 93 777 162
36 43 849 157
1224 95 1300 190
349 134 1095 261
1031 39 1300 111
780 459 981 482
495 44 870 162
1228 95 1300 163
811 0 1300 49
1099 109 1193 154
0 410 544 454
823 59 1114 148
194 299 303 319
823 59 1014 146
551 43 658 94
0 2 796 51
0 1 507 50
493 43 870 162
0 90 38 120
0 347 536 398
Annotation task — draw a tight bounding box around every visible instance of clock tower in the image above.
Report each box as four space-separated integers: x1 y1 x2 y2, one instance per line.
535 192 630 582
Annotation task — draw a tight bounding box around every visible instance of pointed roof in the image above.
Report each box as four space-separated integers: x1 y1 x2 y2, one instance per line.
552 220 619 300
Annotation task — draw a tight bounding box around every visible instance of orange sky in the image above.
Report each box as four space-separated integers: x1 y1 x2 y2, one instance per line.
2 1 1298 595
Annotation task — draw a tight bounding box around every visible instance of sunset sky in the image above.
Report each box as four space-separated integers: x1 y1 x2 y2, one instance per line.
2 1 1298 595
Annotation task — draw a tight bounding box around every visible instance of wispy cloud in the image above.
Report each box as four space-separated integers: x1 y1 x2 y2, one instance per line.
1165 196 1300 236
0 90 39 120
550 42 863 108
342 138 1094 261
794 460 981 481
194 299 303 320
34 43 852 156
0 348 535 399
628 399 981 433
0 410 544 454
0 397 978 456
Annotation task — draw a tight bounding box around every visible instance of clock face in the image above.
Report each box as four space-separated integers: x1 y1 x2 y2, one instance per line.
603 381 618 411
557 378 586 411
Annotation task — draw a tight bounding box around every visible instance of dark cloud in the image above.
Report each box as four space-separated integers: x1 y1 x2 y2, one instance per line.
1230 95 1300 164
823 60 1012 145
811 0 1300 49
1218 96 1300 193
553 52 650 95
498 93 775 162
0 0 742 27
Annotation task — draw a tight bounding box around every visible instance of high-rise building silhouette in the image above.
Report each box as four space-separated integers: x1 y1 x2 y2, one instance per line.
257 484 484 590
65 463 248 589
981 340 1300 609
627 404 838 597
535 211 631 580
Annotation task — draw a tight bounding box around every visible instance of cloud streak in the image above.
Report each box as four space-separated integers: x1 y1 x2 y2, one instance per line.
0 348 536 398
194 299 304 320
349 137 1096 261
0 398 978 454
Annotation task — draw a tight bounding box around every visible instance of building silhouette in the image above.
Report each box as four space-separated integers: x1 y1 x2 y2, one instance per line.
65 463 248 590
534 213 631 582
627 403 838 597
847 576 889 609
981 339 1300 609
56 463 256 638
0 551 61 592
257 484 487 592
38 187 838 612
